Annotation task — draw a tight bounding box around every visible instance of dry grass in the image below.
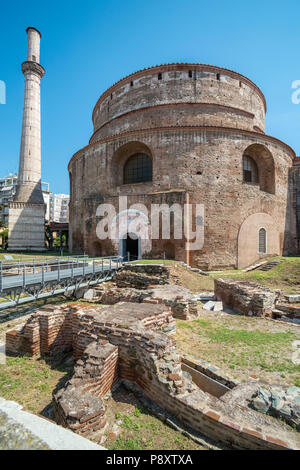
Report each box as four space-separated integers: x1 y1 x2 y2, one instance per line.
169 264 214 292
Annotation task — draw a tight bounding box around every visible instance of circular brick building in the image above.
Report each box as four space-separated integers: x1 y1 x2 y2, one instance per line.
68 63 297 269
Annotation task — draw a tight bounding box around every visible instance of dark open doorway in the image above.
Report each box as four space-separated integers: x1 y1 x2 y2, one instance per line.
122 233 139 261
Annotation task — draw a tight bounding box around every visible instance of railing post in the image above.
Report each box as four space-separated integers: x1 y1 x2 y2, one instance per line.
58 260 60 282
109 257 111 271
0 261 2 292
102 258 104 273
93 260 95 274
42 264 44 285
71 261 74 278
83 259 85 276
23 264 26 288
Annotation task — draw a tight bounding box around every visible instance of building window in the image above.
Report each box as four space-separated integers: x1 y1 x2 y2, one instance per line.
216 73 220 80
130 81 133 87
189 70 193 78
158 73 162 80
258 228 267 254
243 155 258 183
123 153 152 184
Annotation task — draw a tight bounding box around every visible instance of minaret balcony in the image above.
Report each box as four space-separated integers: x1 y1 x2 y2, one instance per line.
21 61 45 79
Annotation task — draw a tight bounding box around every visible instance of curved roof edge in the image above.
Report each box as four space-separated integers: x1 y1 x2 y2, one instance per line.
92 63 267 122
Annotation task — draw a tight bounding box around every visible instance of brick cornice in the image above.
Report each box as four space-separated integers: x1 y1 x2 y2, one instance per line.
68 125 295 170
92 63 267 122
90 102 256 143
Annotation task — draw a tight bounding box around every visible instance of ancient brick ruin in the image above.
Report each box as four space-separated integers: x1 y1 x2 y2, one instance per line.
88 264 199 320
214 278 278 317
214 278 300 322
6 301 300 450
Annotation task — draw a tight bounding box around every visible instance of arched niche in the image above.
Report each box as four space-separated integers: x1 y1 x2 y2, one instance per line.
242 144 275 194
111 141 153 186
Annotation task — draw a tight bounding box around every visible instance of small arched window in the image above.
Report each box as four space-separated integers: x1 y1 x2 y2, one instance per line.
243 155 258 183
123 153 152 184
258 228 267 254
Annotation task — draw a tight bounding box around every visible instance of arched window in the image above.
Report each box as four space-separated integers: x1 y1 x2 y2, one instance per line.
123 153 152 184
258 228 267 254
243 155 258 183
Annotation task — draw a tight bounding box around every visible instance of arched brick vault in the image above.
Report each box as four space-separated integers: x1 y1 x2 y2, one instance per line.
68 62 297 268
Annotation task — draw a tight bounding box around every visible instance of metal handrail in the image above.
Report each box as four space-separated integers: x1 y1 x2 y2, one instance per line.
0 255 123 287
0 255 124 309
0 256 121 272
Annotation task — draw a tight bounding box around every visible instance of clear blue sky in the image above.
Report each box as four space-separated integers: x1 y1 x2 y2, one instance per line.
0 0 300 194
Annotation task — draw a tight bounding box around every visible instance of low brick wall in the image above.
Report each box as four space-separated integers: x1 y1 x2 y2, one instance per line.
93 286 148 305
214 278 278 317
93 284 198 320
6 305 74 356
6 302 300 450
181 355 239 390
114 264 170 289
146 285 198 320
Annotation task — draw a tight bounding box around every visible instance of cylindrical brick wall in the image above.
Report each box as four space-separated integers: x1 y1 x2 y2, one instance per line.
68 63 296 269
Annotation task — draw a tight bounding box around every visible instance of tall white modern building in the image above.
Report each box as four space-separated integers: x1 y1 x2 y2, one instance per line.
0 173 70 225
49 194 70 223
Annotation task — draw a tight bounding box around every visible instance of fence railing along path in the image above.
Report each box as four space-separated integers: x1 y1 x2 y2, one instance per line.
0 255 123 309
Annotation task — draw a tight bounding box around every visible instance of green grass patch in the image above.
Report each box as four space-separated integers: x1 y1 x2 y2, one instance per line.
0 354 71 414
205 327 295 346
176 313 300 386
106 402 204 450
210 256 300 294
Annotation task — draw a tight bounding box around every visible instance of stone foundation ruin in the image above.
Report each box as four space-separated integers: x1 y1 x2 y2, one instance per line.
84 263 199 320
214 279 278 317
6 301 300 450
214 278 300 322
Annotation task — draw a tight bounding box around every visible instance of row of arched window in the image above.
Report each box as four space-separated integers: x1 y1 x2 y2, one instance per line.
122 153 261 186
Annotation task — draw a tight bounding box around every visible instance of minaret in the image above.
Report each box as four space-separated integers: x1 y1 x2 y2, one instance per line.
8 27 46 251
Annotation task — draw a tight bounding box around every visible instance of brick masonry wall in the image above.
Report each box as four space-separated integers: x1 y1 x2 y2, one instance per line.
91 65 266 135
214 278 278 317
290 160 300 253
69 125 295 269
6 302 300 449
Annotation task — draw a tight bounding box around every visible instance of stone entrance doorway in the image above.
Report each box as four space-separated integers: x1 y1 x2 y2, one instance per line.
122 233 139 260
